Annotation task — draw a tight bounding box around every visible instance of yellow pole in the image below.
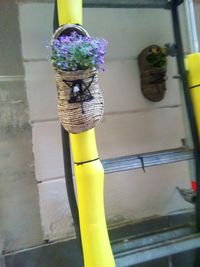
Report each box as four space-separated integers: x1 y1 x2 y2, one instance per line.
185 54 200 192
71 130 115 267
186 53 200 139
57 0 82 25
57 1 115 266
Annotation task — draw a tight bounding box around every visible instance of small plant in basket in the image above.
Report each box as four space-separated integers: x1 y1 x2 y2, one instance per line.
146 46 167 68
50 31 108 71
47 28 108 134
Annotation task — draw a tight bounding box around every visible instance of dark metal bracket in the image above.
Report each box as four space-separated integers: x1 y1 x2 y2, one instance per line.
166 0 184 9
165 42 178 57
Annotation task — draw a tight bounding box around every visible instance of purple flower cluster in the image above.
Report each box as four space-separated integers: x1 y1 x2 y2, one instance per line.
49 31 108 71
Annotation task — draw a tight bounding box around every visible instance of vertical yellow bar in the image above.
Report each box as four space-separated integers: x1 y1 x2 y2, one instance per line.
56 1 115 267
71 131 115 267
186 53 200 136
57 0 82 25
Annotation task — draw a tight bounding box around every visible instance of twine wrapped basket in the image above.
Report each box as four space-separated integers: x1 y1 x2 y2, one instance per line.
56 68 104 134
52 25 105 134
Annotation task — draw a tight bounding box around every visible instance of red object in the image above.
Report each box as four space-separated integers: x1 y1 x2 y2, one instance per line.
192 181 197 192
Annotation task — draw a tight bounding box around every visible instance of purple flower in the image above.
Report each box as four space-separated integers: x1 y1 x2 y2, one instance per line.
47 31 108 71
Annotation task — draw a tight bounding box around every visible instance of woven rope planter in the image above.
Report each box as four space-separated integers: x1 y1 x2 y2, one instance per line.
56 68 104 134
137 45 167 102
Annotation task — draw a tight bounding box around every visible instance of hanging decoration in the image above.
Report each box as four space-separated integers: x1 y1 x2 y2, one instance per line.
47 25 108 133
137 45 168 102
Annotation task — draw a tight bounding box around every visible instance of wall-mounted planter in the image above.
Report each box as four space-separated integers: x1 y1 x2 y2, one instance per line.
138 45 167 102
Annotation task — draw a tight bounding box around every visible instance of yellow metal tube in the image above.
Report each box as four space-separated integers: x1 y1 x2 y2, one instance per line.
186 53 200 136
57 1 115 266
57 0 82 25
71 129 115 267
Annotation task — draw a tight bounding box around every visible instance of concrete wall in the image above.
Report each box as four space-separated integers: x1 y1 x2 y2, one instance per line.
0 1 43 253
195 2 200 49
1 0 199 253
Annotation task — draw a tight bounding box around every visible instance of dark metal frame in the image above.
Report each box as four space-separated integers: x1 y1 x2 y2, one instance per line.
54 0 200 265
53 3 84 265
83 0 174 9
170 0 200 233
170 2 200 265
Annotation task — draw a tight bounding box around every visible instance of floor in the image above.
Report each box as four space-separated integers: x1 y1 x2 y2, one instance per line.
2 211 199 267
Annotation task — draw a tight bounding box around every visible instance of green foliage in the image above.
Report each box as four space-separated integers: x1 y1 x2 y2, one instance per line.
146 46 167 68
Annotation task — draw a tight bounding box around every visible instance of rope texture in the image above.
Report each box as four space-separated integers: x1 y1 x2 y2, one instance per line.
56 68 104 133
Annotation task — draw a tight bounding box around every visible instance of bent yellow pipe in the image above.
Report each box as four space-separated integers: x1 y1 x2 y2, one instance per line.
57 1 115 266
71 129 115 267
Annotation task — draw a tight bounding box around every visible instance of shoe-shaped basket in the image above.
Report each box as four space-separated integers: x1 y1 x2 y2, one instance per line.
137 45 167 102
52 24 104 134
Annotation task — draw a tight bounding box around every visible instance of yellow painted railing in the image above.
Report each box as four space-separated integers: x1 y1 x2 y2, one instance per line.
57 1 115 266
186 53 200 139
